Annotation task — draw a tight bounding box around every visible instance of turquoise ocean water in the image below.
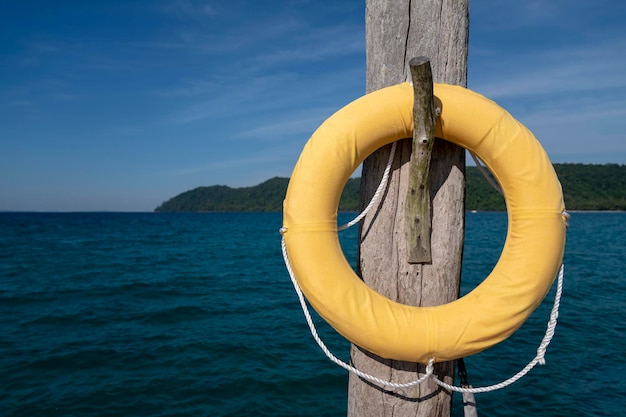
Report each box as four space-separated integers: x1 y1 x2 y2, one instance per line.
1 211 624 416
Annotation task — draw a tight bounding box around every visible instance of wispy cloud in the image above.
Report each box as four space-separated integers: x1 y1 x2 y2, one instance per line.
472 39 626 101
2 100 33 108
474 0 618 32
254 24 364 65
169 150 290 177
164 71 302 124
154 79 220 97
136 14 304 56
158 0 218 18
236 109 334 139
164 58 363 126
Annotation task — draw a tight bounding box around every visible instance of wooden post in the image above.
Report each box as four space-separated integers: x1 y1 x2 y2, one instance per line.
347 1 468 416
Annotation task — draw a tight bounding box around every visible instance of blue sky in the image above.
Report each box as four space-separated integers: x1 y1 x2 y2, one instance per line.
1 1 625 211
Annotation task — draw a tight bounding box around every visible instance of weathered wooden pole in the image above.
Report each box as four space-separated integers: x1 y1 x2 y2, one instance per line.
347 1 469 416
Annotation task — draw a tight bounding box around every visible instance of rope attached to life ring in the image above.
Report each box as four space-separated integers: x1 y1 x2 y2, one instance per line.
281 139 566 392
281 231 565 392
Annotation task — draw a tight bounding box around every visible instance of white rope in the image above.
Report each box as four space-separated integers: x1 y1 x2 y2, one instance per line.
469 152 503 195
281 230 565 392
338 141 397 231
280 236 434 389
431 264 564 393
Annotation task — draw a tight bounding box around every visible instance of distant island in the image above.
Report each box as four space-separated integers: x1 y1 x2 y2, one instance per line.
155 163 626 212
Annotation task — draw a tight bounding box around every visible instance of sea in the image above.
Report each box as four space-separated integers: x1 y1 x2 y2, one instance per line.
1 211 624 416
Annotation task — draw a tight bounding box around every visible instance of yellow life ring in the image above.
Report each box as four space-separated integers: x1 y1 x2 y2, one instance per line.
282 83 566 364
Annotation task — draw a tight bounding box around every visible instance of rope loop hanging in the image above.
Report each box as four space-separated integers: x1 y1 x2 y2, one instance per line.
282 232 565 393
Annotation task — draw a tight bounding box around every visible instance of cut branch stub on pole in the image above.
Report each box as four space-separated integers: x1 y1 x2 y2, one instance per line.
407 57 436 264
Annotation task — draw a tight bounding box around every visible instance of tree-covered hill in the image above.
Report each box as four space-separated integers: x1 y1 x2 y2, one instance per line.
155 164 626 212
465 163 626 211
155 176 361 212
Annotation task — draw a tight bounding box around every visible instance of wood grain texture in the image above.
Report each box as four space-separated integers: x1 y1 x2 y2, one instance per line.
407 57 436 264
347 1 469 416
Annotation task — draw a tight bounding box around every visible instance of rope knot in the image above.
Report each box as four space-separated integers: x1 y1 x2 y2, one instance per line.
562 211 571 227
425 358 435 376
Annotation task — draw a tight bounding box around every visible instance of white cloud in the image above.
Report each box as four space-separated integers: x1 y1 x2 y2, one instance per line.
169 149 292 177
236 110 333 139
160 0 218 18
472 39 626 100
3 100 33 108
164 71 301 124
256 22 363 61
154 79 220 97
